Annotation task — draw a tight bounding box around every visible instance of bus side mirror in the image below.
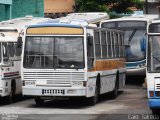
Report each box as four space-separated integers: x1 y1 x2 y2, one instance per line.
17 36 22 48
87 36 93 46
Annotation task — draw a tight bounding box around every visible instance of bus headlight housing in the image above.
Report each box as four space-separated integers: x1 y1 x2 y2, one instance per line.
23 81 36 86
72 81 83 87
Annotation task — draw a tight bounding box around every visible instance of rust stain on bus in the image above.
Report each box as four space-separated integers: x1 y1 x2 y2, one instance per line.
89 58 126 71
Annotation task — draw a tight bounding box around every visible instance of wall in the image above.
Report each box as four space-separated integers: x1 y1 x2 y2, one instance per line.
0 0 12 21
0 5 6 21
12 0 44 18
0 0 44 21
44 0 75 13
0 0 12 4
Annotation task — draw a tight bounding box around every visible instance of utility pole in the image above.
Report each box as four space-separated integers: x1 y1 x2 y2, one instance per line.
145 0 148 14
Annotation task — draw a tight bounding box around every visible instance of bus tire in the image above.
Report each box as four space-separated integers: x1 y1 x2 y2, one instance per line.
88 85 98 106
5 80 16 103
88 76 100 106
35 97 44 106
110 74 119 99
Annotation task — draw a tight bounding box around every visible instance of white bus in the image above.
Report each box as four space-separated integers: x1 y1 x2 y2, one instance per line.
21 20 126 106
0 16 51 103
50 12 110 27
147 20 160 114
100 15 158 76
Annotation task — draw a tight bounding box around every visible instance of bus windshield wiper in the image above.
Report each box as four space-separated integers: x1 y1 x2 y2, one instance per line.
153 55 160 64
129 29 137 42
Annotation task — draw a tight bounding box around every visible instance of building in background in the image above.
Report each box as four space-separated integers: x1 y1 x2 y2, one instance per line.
44 0 75 18
144 0 160 14
0 0 44 22
0 0 12 21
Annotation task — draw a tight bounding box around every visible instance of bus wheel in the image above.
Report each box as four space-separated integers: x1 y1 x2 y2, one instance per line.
110 77 119 99
35 97 44 106
88 85 98 106
6 81 16 103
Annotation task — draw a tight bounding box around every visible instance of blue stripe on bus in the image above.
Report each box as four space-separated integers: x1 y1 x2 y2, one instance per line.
148 91 160 108
148 99 160 108
126 59 146 68
27 23 82 28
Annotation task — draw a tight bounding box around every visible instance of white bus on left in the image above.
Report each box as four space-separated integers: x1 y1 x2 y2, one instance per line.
0 16 50 103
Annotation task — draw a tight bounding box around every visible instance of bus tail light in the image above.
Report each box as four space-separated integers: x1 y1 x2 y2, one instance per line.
149 91 154 97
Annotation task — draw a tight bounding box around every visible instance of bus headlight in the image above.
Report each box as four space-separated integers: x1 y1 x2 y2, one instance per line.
24 81 36 86
72 81 83 87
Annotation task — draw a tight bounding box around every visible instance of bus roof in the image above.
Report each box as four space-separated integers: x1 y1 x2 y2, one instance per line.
0 33 17 42
101 14 159 23
43 12 109 27
63 12 109 24
150 20 160 24
28 22 85 28
0 16 51 32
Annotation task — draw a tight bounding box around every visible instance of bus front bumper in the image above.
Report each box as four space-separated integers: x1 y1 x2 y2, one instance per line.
126 67 146 76
0 87 9 97
149 99 160 108
22 87 86 97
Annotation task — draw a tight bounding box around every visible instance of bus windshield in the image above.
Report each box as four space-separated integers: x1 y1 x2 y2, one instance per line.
148 35 160 72
101 21 147 62
23 36 84 69
124 29 146 62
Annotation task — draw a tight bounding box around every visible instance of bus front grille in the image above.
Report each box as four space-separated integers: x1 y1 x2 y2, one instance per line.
23 71 85 87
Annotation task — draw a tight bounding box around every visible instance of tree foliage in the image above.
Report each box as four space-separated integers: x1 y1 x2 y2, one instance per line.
106 0 143 14
75 0 143 14
75 0 109 12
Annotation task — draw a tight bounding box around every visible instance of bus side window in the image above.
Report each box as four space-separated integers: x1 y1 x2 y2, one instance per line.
122 33 125 57
8 43 15 58
119 34 122 57
87 34 94 69
2 42 9 63
107 31 112 58
94 31 101 59
111 32 115 58
15 43 22 57
101 31 107 59
114 32 119 58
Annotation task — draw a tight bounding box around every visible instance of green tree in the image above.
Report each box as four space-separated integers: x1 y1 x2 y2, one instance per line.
75 0 109 12
106 0 143 14
75 0 143 14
